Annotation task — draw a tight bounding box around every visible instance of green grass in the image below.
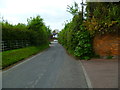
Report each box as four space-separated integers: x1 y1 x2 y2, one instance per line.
2 44 49 69
0 52 2 69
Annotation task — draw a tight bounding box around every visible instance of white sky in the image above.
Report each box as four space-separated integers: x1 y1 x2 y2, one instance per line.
0 0 86 30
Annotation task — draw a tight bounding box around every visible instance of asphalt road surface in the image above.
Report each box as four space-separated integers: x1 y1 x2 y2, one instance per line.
3 41 88 88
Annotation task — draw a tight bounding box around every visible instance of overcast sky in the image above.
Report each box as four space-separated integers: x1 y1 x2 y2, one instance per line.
0 0 86 30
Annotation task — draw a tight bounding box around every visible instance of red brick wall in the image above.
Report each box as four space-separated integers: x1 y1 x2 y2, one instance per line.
93 34 120 56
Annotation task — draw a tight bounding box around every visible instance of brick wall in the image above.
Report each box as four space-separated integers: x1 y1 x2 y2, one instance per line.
93 34 120 56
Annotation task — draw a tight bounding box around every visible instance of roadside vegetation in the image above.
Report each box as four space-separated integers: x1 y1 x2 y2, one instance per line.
2 15 51 51
1 15 52 69
58 2 120 60
2 44 49 69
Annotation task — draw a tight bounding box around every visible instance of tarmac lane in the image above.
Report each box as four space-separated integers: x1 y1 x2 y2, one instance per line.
2 41 88 88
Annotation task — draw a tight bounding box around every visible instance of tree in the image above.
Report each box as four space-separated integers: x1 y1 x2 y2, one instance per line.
67 2 79 16
27 16 44 31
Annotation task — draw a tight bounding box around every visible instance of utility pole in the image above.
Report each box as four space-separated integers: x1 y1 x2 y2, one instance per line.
81 0 87 21
81 0 84 21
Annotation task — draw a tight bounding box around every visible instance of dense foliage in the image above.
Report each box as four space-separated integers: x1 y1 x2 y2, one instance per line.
85 2 120 36
74 26 93 60
58 12 93 60
58 2 120 60
2 15 51 51
27 16 51 45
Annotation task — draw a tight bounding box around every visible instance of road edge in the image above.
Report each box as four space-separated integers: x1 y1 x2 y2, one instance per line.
79 60 93 88
2 47 50 73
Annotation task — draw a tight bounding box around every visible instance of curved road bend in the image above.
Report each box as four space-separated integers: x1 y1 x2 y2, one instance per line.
3 41 88 88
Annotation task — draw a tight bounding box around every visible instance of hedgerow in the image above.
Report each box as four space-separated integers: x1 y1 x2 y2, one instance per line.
1 15 51 51
58 12 93 60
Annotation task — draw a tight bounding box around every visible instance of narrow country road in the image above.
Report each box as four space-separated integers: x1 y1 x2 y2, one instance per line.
3 41 88 88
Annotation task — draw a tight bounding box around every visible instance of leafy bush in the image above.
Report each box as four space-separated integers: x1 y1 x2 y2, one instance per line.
74 30 93 60
58 12 94 60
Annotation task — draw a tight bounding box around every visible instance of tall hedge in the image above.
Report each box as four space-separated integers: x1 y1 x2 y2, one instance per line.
58 12 93 60
2 15 51 51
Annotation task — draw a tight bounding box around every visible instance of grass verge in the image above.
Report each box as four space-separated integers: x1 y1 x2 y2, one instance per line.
2 44 49 69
